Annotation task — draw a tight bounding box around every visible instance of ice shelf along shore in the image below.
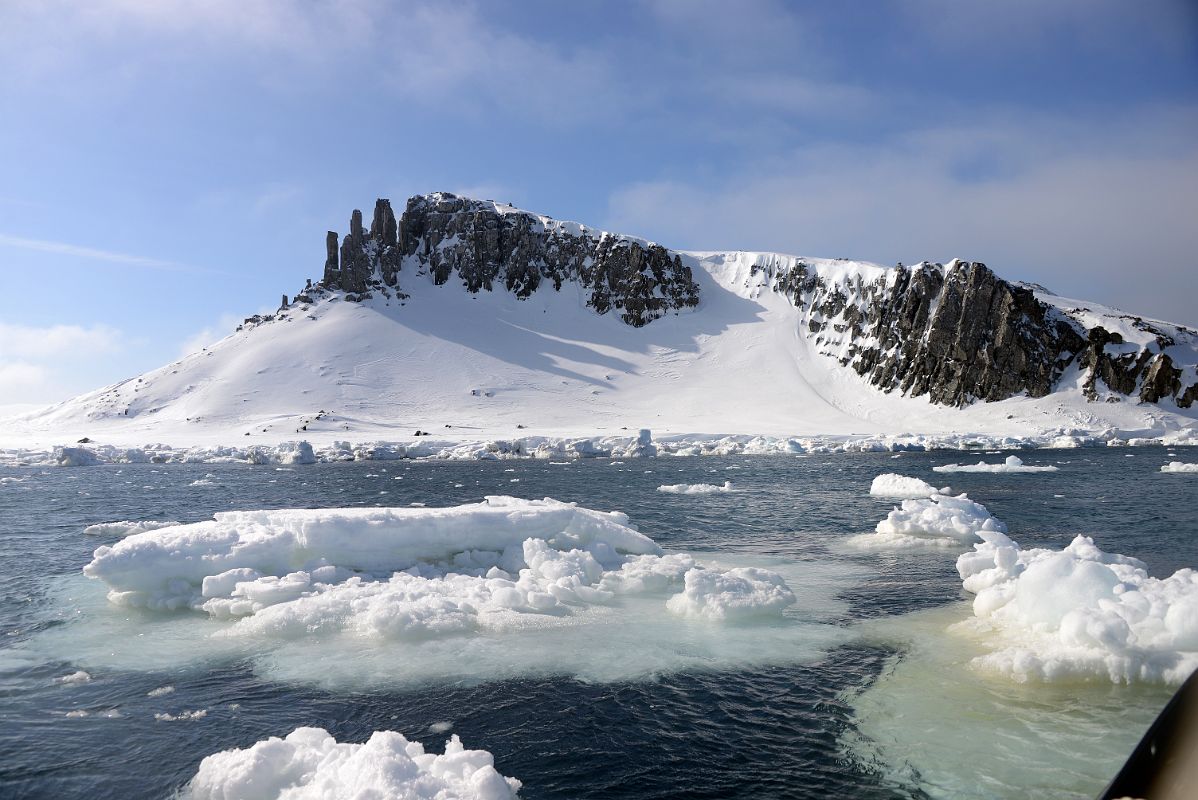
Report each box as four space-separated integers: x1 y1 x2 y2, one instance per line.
4 427 1198 468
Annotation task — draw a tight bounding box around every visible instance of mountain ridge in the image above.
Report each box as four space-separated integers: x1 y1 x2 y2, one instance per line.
300 192 1198 410
2 191 1195 454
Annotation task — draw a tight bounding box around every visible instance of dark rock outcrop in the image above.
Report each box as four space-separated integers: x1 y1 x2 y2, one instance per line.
768 258 1197 408
772 259 1087 406
1140 352 1182 404
320 193 698 327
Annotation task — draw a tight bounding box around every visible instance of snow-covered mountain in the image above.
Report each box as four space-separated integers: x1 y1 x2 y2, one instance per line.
4 192 1196 459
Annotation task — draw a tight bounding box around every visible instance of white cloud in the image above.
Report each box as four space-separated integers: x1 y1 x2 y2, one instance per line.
0 1 632 125
605 108 1198 327
0 322 123 360
0 323 125 405
0 233 205 273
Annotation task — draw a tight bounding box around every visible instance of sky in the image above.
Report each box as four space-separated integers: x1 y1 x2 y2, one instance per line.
0 0 1196 407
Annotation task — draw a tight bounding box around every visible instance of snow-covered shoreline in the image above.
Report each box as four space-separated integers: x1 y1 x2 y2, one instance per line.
3 427 1198 468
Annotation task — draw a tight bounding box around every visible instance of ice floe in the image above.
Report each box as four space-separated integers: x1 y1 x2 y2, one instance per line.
56 670 91 685
955 530 1198 684
932 455 1058 473
83 520 180 537
868 473 946 498
40 497 860 688
84 497 663 614
665 567 795 620
850 493 1007 549
184 728 520 800
84 497 799 648
156 709 208 721
656 481 733 494
1161 461 1198 473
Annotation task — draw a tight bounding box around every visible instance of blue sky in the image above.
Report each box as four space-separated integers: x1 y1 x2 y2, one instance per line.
1 0 1195 406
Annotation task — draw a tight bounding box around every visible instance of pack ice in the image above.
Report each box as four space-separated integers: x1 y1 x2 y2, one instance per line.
83 497 796 640
850 492 1007 549
186 728 520 800
955 530 1198 684
933 455 1058 473
868 473 946 498
656 481 734 494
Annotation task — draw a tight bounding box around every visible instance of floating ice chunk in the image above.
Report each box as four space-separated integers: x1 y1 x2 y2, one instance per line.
656 481 733 494
666 567 796 620
184 728 521 800
277 440 316 465
933 455 1058 474
83 520 181 537
428 721 453 734
868 473 947 498
851 493 1007 549
955 533 1198 684
54 446 100 467
83 497 662 612
156 709 208 721
1161 462 1198 473
51 498 854 688
56 670 91 685
147 685 175 697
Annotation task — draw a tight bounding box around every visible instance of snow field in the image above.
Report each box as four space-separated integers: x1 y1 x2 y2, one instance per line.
184 728 520 800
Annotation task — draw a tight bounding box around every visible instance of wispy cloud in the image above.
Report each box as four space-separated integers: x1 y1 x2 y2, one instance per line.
0 233 216 274
0 322 126 405
605 108 1198 327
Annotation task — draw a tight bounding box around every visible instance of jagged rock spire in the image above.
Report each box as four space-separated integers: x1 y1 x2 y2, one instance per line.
322 200 402 294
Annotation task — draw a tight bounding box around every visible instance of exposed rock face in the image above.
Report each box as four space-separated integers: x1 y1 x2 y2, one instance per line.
314 193 1196 408
766 258 1196 408
321 193 698 327
771 260 1086 406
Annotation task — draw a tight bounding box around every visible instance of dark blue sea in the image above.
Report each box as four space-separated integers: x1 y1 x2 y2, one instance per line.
1 447 1195 799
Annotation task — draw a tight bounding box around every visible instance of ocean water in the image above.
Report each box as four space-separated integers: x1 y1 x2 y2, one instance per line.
1 447 1195 799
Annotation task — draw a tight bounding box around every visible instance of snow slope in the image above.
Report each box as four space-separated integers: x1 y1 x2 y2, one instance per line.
2 209 1196 455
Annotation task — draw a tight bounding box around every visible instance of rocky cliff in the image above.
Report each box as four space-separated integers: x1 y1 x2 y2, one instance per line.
762 257 1197 408
303 193 1196 410
316 193 699 327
